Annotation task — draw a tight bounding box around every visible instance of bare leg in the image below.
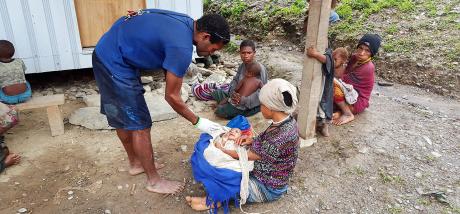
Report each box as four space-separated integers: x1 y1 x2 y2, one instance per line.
116 129 164 176
131 129 183 194
185 196 221 211
333 101 355 125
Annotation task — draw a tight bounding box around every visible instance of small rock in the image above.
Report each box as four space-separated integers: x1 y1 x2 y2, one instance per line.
209 64 217 69
68 191 74 195
415 172 422 178
416 187 424 195
422 136 432 145
431 151 442 158
377 81 394 86
104 210 112 214
180 145 188 152
368 186 374 192
117 185 123 190
196 63 205 68
68 196 74 200
69 87 77 92
288 47 293 51
14 182 20 185
18 208 28 213
141 76 153 84
43 199 49 202
22 193 27 197
75 92 86 98
358 147 369 154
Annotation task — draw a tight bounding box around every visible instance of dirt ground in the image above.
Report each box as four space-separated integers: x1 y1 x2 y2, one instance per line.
1 49 459 214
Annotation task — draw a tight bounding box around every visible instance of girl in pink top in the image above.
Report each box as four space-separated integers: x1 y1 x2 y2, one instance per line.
333 34 381 125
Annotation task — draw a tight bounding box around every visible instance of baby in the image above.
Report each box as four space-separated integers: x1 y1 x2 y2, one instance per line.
202 123 254 171
227 62 263 106
213 128 242 150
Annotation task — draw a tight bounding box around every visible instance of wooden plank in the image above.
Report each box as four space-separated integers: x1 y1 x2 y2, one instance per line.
74 0 146 47
46 105 64 136
16 94 65 111
297 0 332 144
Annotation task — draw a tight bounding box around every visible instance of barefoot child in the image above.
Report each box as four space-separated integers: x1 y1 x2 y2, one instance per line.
0 102 21 173
306 46 349 136
188 79 299 212
0 40 32 104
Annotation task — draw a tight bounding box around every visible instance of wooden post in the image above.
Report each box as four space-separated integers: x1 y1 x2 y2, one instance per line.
297 0 332 147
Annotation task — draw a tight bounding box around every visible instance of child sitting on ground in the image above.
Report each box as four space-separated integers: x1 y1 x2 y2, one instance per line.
0 102 21 173
224 62 263 107
306 46 349 136
0 40 32 104
188 79 300 211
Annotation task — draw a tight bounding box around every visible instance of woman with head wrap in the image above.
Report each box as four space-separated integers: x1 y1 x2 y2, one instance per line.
187 79 300 212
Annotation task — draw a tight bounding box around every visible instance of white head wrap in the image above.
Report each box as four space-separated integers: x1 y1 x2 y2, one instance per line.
258 78 298 113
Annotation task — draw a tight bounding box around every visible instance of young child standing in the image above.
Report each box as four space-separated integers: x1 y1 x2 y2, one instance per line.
0 40 31 104
306 46 349 136
188 78 300 211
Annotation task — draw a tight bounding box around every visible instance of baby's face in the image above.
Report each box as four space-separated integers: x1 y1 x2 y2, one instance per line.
226 128 242 140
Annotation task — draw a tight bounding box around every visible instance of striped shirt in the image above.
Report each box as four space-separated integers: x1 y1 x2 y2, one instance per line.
250 116 299 189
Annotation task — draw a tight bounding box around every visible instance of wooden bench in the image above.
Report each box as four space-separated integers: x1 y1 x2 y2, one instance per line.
16 94 65 136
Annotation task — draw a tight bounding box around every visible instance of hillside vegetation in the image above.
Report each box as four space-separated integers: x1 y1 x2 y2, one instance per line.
205 0 460 98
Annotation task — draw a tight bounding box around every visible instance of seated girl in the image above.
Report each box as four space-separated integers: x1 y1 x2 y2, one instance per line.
189 79 300 213
0 40 32 104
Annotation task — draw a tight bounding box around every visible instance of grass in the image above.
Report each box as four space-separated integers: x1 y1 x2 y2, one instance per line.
385 24 398 35
387 206 403 214
379 169 406 185
224 41 239 53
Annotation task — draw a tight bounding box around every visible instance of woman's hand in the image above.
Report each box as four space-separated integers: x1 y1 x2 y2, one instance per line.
231 93 241 104
306 46 319 57
236 135 253 146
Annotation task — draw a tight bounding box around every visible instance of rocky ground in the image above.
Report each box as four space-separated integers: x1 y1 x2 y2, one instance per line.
0 44 459 214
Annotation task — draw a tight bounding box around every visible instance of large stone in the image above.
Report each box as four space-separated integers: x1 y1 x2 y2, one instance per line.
70 93 178 130
83 94 100 107
69 107 113 130
203 73 226 84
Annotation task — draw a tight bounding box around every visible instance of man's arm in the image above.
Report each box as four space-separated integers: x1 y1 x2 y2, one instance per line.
164 71 199 124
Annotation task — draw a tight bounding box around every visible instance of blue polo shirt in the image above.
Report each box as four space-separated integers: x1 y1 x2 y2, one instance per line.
95 9 194 79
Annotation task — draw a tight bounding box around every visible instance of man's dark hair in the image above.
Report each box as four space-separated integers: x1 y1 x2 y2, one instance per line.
0 40 15 59
196 14 230 44
240 40 256 52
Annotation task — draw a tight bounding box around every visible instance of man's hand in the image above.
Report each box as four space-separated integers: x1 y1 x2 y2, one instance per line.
194 117 221 134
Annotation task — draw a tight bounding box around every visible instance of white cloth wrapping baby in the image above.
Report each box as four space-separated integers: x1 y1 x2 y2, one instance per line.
201 120 254 203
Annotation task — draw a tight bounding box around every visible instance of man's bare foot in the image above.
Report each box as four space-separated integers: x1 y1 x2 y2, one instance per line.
320 123 330 137
333 113 354 126
332 112 342 120
186 196 221 211
4 153 21 168
128 162 165 176
146 179 184 194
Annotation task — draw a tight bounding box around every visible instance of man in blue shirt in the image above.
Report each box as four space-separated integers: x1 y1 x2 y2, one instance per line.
92 9 230 194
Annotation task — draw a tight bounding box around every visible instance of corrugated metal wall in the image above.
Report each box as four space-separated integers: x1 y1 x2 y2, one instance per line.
0 0 203 74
